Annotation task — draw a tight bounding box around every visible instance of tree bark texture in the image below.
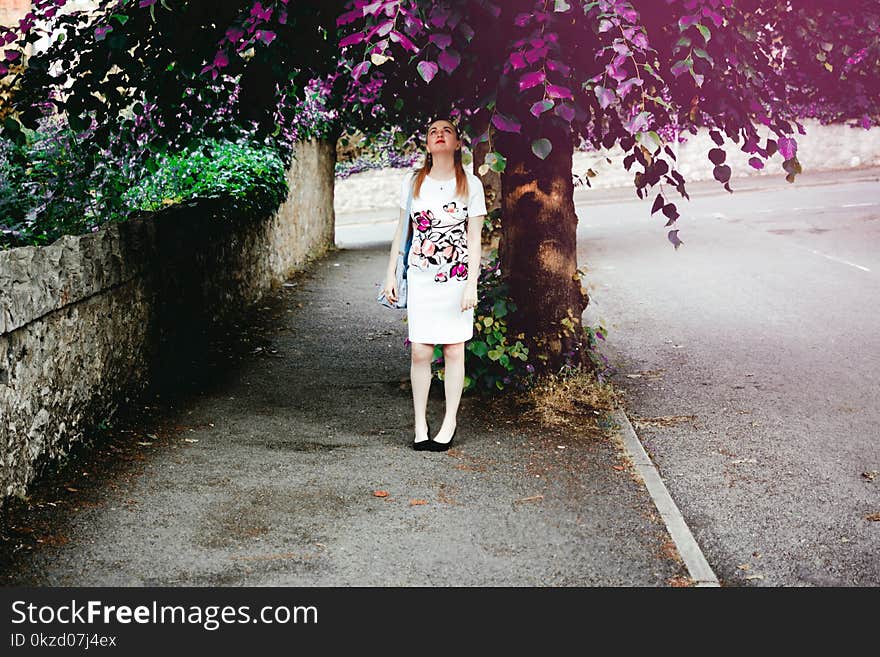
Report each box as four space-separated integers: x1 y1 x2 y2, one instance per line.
496 127 593 374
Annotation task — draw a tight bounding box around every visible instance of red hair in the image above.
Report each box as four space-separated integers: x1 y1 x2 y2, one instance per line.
412 119 468 199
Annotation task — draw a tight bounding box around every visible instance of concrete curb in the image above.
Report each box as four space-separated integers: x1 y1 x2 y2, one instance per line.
612 409 721 587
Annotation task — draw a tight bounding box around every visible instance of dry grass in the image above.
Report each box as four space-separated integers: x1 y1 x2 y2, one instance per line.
512 368 626 438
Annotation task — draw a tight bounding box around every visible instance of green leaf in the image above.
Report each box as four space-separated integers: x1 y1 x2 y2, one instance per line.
694 48 714 66
111 13 129 25
696 24 711 43
488 151 506 173
492 299 508 318
554 0 571 11
531 138 552 160
469 340 489 357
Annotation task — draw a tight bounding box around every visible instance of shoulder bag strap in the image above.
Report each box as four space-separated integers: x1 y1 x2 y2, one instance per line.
400 173 415 256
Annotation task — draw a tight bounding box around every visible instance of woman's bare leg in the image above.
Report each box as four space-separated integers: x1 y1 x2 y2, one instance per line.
410 342 434 443
434 341 465 444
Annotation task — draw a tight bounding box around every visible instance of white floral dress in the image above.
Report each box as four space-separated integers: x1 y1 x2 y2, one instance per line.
400 171 487 344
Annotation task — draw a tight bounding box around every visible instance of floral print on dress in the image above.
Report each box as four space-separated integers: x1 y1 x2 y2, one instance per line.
408 204 470 283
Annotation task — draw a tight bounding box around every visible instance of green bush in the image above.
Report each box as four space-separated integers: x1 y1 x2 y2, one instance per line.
431 249 538 394
0 118 133 249
125 138 288 219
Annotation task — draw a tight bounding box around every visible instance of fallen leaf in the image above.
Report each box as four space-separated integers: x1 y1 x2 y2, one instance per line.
865 512 880 522
861 471 878 482
66 487 78 492
410 499 427 506
612 465 626 471
183 438 199 443
373 490 389 498
136 441 153 446
513 494 544 504
745 574 764 581
737 564 750 571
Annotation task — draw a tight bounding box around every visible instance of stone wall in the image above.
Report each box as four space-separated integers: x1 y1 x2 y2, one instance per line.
0 138 336 505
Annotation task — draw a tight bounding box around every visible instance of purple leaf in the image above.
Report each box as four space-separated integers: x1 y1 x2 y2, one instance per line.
212 50 229 69
352 60 371 80
616 76 643 98
546 83 572 100
508 52 527 70
524 45 549 64
417 60 438 83
748 157 764 170
256 30 276 45
632 31 649 49
778 136 797 159
514 12 531 27
708 148 726 165
670 57 692 77
429 33 452 49
594 85 614 109
545 58 570 75
678 14 700 30
554 102 575 122
437 48 460 73
389 30 417 51
491 112 521 134
519 70 545 90
626 110 651 134
530 99 554 117
713 164 731 183
651 193 664 215
337 8 362 26
339 32 365 47
667 229 683 250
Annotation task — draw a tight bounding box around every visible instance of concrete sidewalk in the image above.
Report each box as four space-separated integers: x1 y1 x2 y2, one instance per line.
0 246 690 586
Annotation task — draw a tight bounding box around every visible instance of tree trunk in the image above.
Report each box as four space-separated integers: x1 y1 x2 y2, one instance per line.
496 126 592 374
471 114 502 262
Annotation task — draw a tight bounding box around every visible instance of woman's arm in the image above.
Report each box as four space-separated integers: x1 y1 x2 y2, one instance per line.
460 212 483 311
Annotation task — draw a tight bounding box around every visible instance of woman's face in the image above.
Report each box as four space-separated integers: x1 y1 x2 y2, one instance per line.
426 120 460 155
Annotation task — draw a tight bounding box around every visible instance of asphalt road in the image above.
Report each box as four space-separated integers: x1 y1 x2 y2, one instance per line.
336 166 880 586
578 168 880 586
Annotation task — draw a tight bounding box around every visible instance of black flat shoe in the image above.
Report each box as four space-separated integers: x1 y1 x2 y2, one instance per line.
427 426 456 452
412 422 432 451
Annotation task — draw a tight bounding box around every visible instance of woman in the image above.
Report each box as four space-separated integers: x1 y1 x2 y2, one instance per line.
381 118 487 452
